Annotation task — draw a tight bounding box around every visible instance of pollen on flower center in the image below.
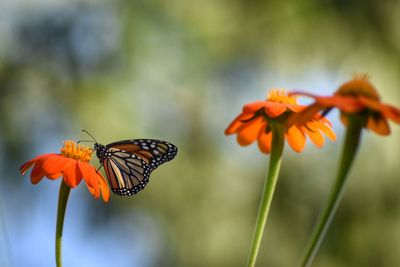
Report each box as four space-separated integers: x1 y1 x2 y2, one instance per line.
267 89 297 105
61 140 92 162
336 73 380 101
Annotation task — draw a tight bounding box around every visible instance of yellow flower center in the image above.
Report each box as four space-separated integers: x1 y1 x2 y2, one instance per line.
61 140 93 162
267 89 297 105
335 73 380 101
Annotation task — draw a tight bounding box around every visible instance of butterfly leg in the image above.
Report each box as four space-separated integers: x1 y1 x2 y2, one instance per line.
96 165 103 173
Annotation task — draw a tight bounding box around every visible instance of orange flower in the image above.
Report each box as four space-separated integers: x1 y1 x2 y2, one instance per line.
20 140 110 202
225 89 336 153
290 74 400 135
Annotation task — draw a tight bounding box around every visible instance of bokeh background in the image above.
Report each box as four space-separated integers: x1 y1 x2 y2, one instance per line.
1 0 400 266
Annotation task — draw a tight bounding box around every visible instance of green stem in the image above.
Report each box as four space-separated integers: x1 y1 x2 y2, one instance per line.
300 114 366 267
247 125 285 267
55 180 71 267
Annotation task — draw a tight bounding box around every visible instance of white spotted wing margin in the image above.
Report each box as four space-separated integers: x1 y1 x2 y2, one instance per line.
104 139 178 196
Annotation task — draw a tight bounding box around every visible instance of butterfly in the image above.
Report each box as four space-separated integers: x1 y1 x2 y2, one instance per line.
81 130 178 196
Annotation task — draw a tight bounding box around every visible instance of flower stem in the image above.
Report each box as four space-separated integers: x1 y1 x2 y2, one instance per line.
247 125 285 267
55 180 71 267
300 114 365 267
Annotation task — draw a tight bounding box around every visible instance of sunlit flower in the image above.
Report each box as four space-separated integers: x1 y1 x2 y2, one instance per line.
225 89 336 153
289 74 400 135
20 140 110 202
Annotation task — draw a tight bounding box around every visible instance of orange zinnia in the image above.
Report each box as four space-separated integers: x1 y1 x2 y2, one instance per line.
20 140 110 202
225 89 336 153
289 74 400 135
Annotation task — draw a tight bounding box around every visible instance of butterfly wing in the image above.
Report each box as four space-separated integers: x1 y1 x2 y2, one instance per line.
106 139 178 170
103 139 177 196
102 149 151 196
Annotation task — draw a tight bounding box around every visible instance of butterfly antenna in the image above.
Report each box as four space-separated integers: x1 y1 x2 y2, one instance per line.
77 140 95 144
81 130 98 143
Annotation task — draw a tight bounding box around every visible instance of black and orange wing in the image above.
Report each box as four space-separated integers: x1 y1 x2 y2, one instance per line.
106 139 178 170
101 148 150 196
102 139 177 196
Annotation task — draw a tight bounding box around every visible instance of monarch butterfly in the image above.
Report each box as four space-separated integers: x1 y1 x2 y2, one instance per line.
81 130 178 196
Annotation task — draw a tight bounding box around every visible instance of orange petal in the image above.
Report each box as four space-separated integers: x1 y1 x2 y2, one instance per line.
308 95 364 113
316 115 333 127
257 125 272 154
286 125 306 153
42 155 72 177
263 102 287 118
86 184 98 199
225 112 254 135
20 161 36 176
62 162 82 188
358 96 382 111
285 104 305 113
359 96 400 124
20 154 56 175
313 121 336 141
381 104 400 123
78 161 100 199
304 123 324 148
30 156 55 184
367 115 390 135
243 101 267 113
98 173 110 202
237 116 264 146
47 173 63 179
315 96 344 108
331 96 364 113
287 104 324 127
294 92 361 111
293 92 338 108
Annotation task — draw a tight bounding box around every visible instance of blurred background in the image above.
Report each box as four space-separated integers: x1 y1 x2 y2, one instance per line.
1 0 400 266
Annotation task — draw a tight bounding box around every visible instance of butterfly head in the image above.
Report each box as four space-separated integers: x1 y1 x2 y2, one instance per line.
94 143 109 162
